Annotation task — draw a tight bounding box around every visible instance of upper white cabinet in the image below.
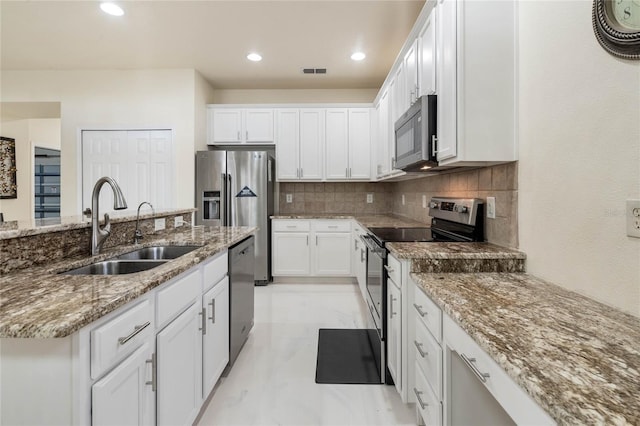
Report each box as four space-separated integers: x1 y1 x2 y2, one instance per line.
375 90 391 178
435 0 516 165
275 109 324 181
209 108 274 144
403 39 419 107
418 9 437 97
325 108 371 180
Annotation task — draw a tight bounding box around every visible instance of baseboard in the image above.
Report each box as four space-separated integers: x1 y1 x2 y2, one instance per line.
272 276 357 284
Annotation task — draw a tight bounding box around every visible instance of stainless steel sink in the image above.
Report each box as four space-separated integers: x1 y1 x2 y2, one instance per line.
61 260 168 275
115 245 199 260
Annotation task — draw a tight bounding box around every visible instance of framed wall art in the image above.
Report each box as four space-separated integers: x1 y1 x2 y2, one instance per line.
0 137 18 199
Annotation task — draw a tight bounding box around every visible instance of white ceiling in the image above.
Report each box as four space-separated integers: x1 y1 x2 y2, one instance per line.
0 0 425 90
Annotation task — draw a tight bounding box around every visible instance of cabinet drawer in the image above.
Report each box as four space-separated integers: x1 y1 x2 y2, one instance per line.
272 220 311 232
386 254 402 285
414 361 442 426
413 283 442 343
203 251 228 292
91 300 153 379
314 220 351 232
156 269 201 328
414 318 443 400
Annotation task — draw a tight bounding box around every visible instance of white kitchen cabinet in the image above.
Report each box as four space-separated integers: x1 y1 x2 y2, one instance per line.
418 9 437 97
352 223 367 299
325 108 371 180
156 302 203 426
391 66 406 125
209 108 274 144
315 232 352 276
272 232 311 275
375 89 391 178
435 0 516 165
275 109 324 181
404 39 419 107
202 276 230 398
91 344 155 426
387 276 402 394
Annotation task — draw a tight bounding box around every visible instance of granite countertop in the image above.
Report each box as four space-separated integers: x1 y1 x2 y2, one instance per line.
412 273 640 425
0 208 196 240
0 225 255 338
271 214 428 230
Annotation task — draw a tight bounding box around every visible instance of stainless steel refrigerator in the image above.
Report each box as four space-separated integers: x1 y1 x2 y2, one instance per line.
195 150 274 284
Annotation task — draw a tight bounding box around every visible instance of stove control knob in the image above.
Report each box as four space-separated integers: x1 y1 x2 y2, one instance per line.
429 202 439 209
454 205 468 214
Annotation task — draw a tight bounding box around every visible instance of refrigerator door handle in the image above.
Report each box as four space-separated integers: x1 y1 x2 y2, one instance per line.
268 159 273 182
227 173 233 226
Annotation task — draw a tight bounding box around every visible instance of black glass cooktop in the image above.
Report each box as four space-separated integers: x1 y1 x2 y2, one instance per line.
368 227 438 246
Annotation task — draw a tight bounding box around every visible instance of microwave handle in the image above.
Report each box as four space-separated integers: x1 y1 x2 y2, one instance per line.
432 135 438 158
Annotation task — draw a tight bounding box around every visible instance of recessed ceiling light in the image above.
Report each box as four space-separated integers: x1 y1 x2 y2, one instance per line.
247 53 262 62
351 52 366 61
100 2 124 16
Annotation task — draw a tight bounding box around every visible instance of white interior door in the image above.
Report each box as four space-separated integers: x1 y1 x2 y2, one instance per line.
82 129 174 214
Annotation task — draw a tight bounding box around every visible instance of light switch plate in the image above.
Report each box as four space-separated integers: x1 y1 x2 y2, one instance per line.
286 194 293 203
627 199 640 238
367 193 373 204
422 194 427 208
174 217 183 227
486 197 496 219
154 218 166 231
402 194 405 206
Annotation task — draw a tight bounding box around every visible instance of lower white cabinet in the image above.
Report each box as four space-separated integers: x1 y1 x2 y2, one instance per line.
272 219 351 277
387 277 402 394
91 343 155 426
352 225 367 299
202 276 230 397
156 302 203 426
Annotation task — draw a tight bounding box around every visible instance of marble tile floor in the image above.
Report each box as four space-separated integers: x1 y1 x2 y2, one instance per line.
197 283 416 426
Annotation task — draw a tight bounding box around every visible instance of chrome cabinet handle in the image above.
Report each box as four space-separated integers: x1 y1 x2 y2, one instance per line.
413 388 428 409
328 225 338 229
461 354 490 383
199 307 207 335
432 135 438 156
118 321 151 345
145 353 156 392
413 303 427 317
237 131 240 141
315 235 318 245
360 248 366 262
306 235 309 246
354 239 358 250
208 298 216 324
246 130 249 140
383 265 394 273
390 295 397 317
286 225 297 228
414 340 428 358
300 168 303 178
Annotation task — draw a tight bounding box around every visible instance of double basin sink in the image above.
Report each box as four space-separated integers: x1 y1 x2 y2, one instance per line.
61 246 199 276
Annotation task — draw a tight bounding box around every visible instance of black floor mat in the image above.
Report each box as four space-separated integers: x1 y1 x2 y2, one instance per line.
315 329 381 384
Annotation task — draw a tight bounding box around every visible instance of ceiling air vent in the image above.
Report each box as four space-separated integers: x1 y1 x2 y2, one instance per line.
302 68 327 74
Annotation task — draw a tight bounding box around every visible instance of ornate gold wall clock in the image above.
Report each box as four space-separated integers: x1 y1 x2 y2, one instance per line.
593 0 640 59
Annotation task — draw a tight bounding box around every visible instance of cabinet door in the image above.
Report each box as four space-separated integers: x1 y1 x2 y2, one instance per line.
436 0 457 161
245 109 274 143
314 232 351 276
377 90 391 177
212 110 243 143
92 344 154 426
324 109 349 180
387 280 402 394
272 232 310 275
404 39 419 106
275 109 299 180
392 66 406 123
419 10 437 96
348 109 371 180
156 302 202 426
202 277 230 398
299 109 324 180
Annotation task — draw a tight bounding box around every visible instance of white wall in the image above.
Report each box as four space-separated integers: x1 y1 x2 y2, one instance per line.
1 70 203 216
212 88 377 104
518 1 640 316
194 71 217 152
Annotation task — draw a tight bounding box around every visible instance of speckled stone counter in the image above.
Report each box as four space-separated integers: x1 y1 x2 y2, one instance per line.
0 226 255 338
271 214 428 230
387 242 526 273
412 273 640 425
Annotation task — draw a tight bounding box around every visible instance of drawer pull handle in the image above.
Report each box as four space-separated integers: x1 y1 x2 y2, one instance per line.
461 354 490 383
286 225 297 228
145 352 156 392
383 265 394 273
208 298 216 324
118 321 151 345
390 295 397 317
413 303 428 317
413 388 428 409
328 225 338 228
414 340 428 358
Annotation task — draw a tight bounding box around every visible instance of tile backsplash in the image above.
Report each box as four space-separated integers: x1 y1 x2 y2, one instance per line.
277 162 518 248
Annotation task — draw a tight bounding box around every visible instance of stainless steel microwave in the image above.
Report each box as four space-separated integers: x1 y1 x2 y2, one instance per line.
394 95 437 172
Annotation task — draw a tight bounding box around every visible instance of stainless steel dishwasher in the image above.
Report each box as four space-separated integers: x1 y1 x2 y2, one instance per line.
227 236 255 370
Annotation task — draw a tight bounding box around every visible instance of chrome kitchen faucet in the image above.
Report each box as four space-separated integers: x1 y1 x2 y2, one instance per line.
134 201 154 244
90 177 128 255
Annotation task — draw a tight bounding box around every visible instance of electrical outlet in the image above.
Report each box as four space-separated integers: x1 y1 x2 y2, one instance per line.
486 197 496 219
402 194 405 206
154 218 166 231
367 193 374 204
174 217 183 227
286 193 293 203
626 200 640 238
422 194 427 208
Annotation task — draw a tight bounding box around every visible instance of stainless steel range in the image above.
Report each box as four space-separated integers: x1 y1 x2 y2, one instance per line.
360 197 484 384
